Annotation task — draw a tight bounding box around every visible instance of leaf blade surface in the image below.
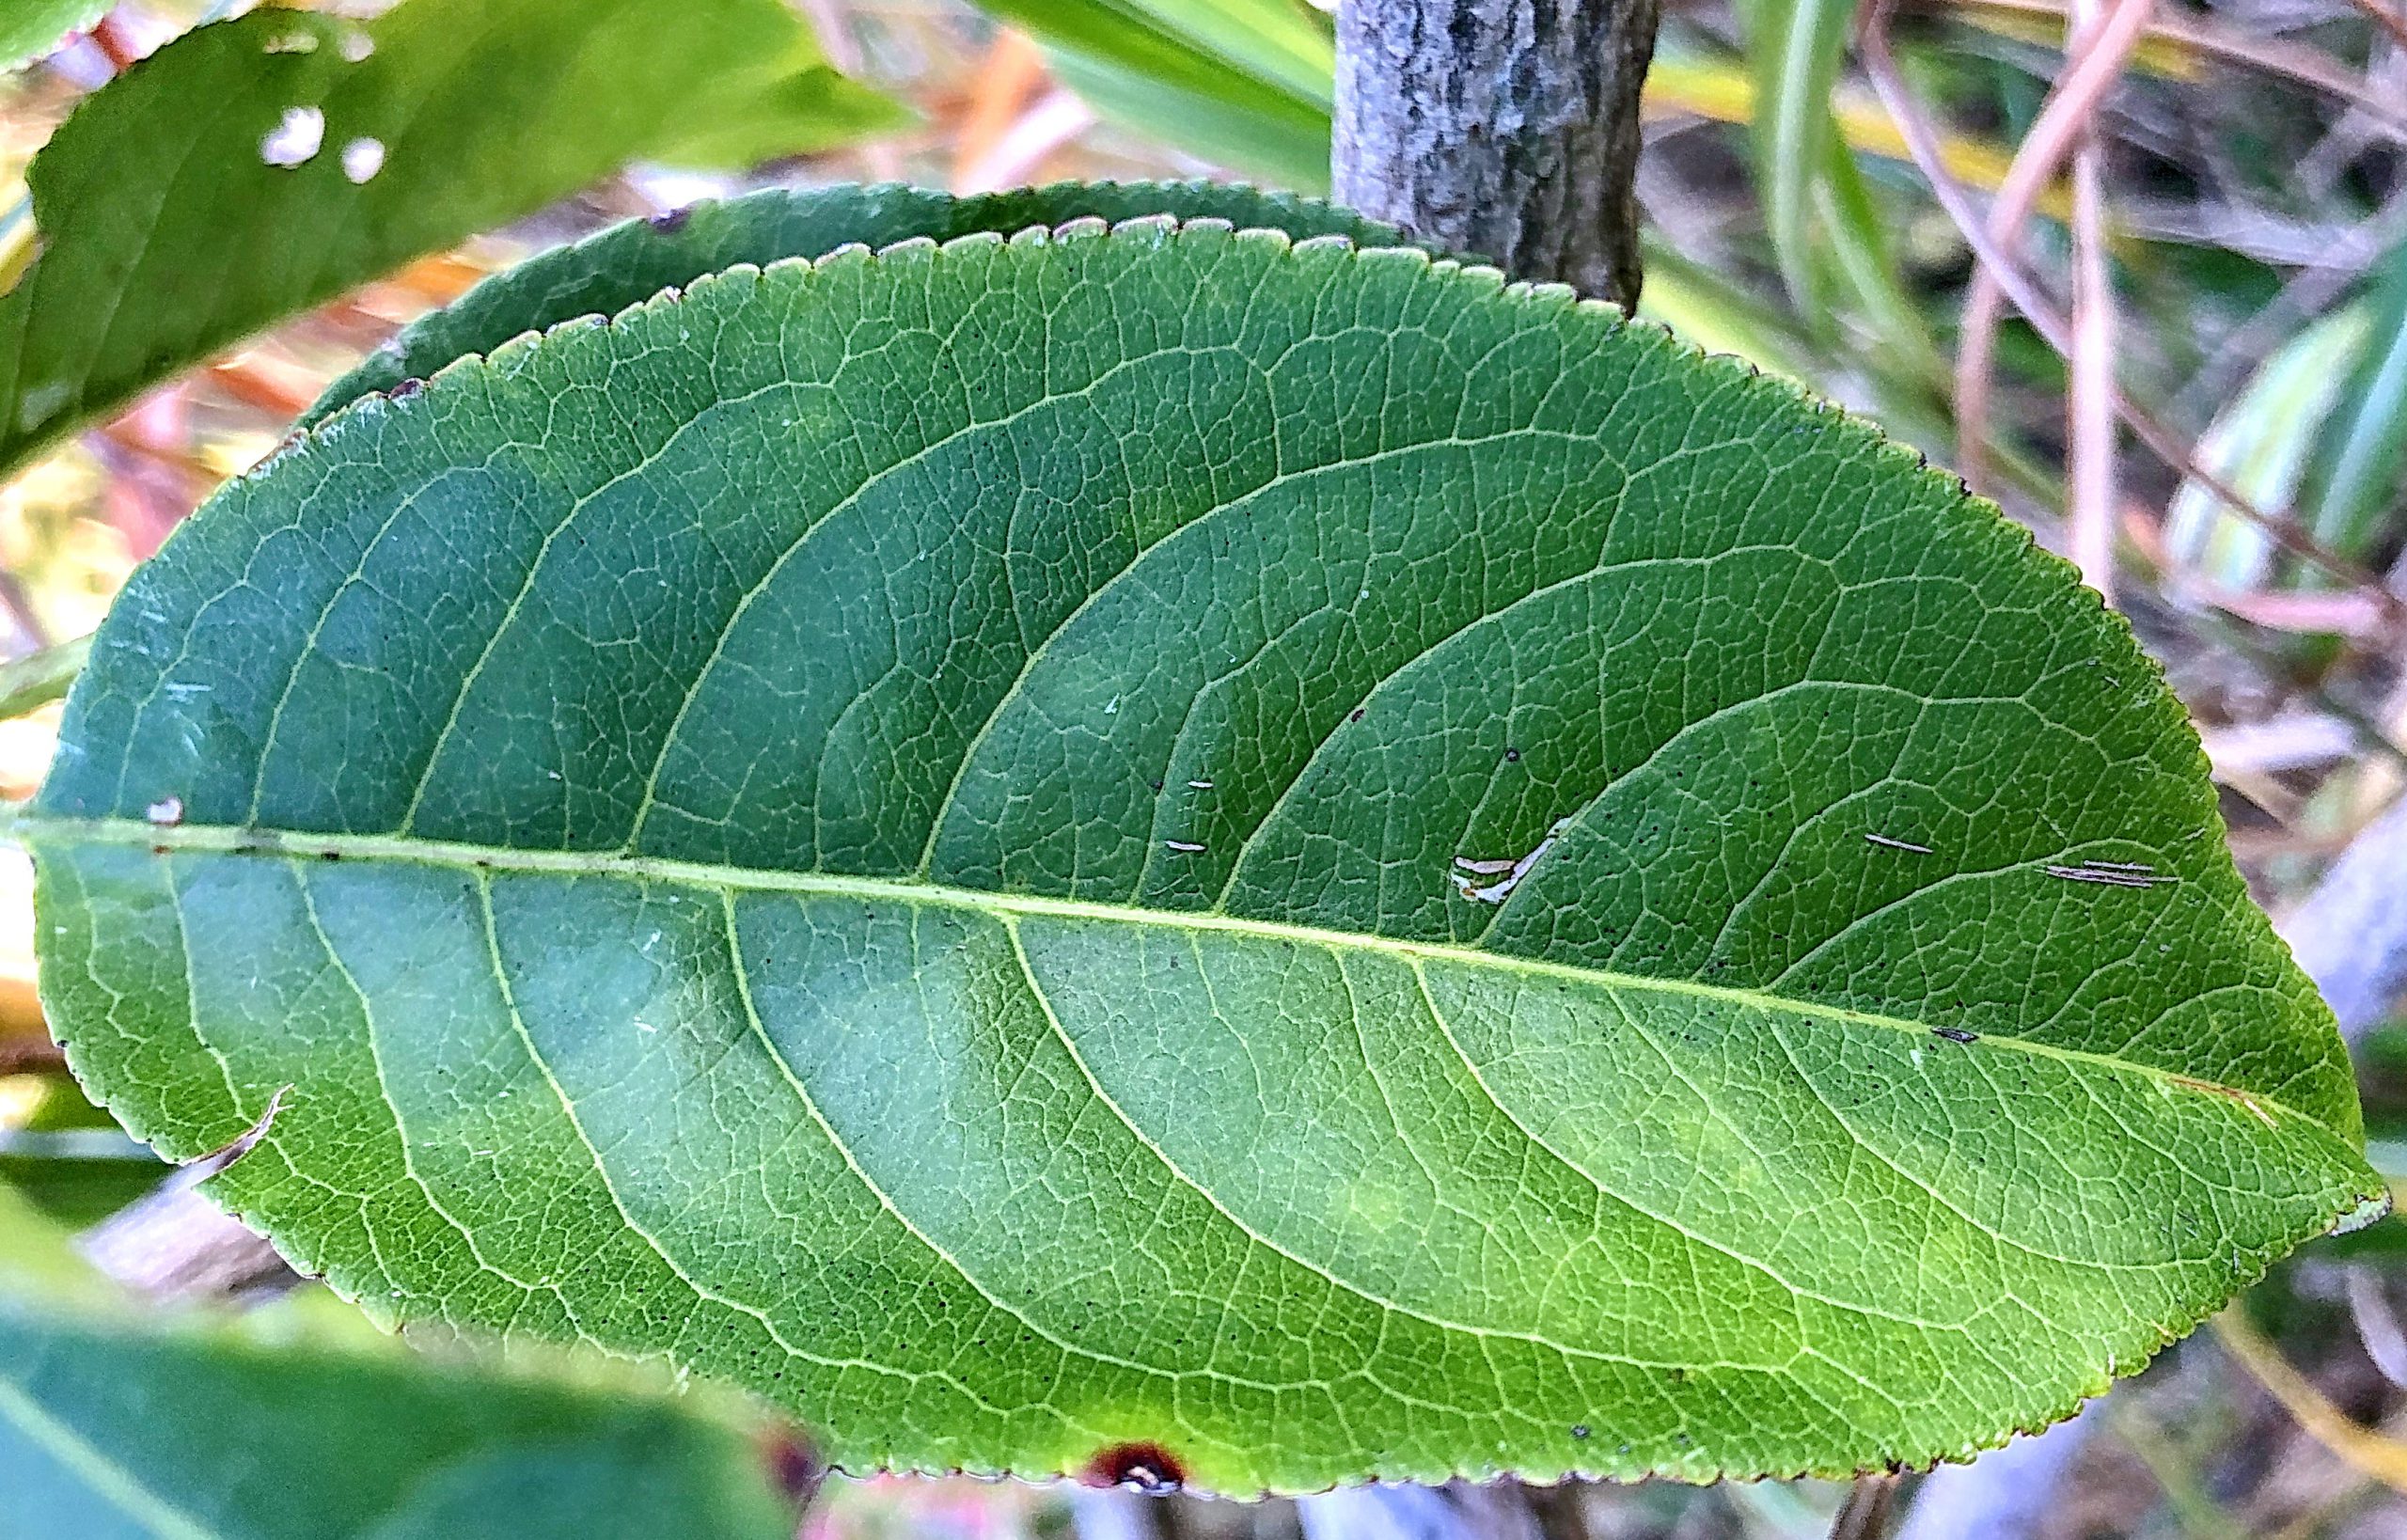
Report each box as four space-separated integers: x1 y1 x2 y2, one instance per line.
24 219 2378 1493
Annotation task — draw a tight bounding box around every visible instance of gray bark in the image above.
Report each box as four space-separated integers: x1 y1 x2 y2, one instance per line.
1331 0 1660 307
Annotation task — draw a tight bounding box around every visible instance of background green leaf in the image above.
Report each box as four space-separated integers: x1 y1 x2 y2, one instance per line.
24 215 2376 1495
0 1301 803 1540
0 1070 164 1227
0 0 903 482
2298 241 2407 565
965 0 1331 190
1742 0 1859 311
0 0 106 71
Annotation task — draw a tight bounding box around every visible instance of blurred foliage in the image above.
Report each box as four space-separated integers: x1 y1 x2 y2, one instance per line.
0 0 2402 1536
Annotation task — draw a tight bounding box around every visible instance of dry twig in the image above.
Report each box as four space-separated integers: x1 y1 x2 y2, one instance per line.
1858 0 2403 623
1951 0 2151 510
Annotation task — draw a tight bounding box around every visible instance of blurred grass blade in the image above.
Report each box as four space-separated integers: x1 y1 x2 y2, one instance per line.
1746 0 1859 307
0 1 106 71
2213 1309 2407 1496
0 0 905 485
1645 55 2050 212
2167 306 2370 589
989 0 1333 108
0 633 89 722
1816 135 1947 385
968 0 1332 189
2301 243 2407 563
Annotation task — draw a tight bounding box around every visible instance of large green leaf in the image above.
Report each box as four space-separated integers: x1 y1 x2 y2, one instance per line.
0 0 900 482
966 0 1332 191
0 0 106 71
20 215 2378 1494
0 1303 803 1540
309 181 1420 425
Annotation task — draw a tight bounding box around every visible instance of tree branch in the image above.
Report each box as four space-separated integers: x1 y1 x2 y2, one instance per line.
1331 0 1660 306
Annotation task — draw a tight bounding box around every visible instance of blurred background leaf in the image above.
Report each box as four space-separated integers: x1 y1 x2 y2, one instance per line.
0 0 903 481
0 2 107 71
0 1202 809 1540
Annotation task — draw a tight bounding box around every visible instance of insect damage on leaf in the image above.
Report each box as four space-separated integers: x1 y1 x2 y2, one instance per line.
1082 1441 1188 1494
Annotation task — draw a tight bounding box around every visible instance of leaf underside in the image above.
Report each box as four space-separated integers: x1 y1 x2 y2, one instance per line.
24 212 2377 1495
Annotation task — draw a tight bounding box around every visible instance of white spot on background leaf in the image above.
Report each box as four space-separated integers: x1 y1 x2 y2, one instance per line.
17 381 71 432
340 137 385 183
144 796 182 827
338 29 374 62
260 106 324 168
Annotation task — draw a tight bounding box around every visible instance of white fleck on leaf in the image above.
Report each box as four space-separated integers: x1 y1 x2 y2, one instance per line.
259 106 324 168
340 137 385 184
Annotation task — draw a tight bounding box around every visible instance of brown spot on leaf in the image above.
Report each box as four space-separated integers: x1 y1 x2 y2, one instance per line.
1081 1441 1186 1495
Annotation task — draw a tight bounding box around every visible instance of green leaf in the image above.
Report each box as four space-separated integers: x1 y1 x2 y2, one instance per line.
0 1179 95 1299
966 0 1332 190
309 181 1421 425
0 1302 803 1540
2165 306 2369 590
0 632 90 721
1745 0 1859 308
2300 241 2407 563
23 215 2378 1494
0 0 902 483
0 0 106 71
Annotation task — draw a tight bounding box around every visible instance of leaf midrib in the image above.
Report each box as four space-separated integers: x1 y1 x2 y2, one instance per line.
17 811 2338 1135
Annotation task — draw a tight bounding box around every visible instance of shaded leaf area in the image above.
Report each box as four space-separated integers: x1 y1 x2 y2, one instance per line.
0 0 901 480
310 181 1418 423
0 0 105 71
0 1305 801 1540
24 220 2377 1493
967 0 1331 190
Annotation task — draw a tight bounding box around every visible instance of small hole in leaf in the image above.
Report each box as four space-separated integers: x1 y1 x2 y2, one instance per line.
340 137 385 183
